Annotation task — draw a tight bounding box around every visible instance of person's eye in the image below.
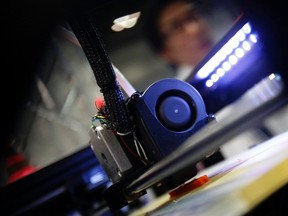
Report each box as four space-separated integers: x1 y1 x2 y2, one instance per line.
191 14 198 21
172 21 183 31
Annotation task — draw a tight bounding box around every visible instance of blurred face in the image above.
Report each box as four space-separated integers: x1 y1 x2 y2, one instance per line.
158 1 214 67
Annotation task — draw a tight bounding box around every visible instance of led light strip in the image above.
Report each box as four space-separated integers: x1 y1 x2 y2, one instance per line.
196 22 257 87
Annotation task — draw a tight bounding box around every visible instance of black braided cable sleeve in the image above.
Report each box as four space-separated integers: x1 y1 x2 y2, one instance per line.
69 15 133 134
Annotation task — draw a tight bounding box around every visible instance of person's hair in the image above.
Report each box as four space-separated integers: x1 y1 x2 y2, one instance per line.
142 0 200 54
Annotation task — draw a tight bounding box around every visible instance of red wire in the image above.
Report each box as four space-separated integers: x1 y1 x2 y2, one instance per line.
119 135 147 162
